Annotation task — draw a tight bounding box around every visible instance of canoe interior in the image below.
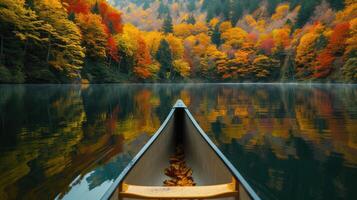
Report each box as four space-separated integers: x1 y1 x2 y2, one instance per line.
107 106 257 200
124 108 232 186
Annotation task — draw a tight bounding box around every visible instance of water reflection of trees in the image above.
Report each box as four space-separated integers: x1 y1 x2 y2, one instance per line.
0 84 356 200
184 85 357 200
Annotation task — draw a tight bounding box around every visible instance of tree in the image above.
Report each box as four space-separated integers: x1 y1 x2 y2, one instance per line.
186 14 196 25
342 18 357 82
76 13 107 59
162 14 173 34
114 24 142 74
91 1 100 14
314 22 350 78
221 27 248 50
267 0 281 15
271 4 290 20
174 23 194 38
106 36 119 63
173 59 190 78
296 0 319 28
156 39 173 79
259 36 275 55
231 0 243 25
0 0 49 83
143 31 163 56
252 55 280 80
64 0 90 15
134 37 152 79
272 27 291 52
211 24 222 47
295 23 325 79
98 1 123 34
165 34 184 60
327 0 345 10
33 0 85 82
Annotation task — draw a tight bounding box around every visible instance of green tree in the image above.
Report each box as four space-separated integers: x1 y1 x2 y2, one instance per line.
327 0 345 10
156 39 173 79
162 14 173 34
186 15 196 25
296 0 320 28
0 0 54 83
211 24 222 47
231 0 243 24
91 1 100 14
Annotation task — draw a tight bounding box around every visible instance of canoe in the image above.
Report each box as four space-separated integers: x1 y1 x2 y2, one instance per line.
101 100 261 200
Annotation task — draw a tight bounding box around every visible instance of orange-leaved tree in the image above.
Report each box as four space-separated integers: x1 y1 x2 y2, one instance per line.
314 22 350 78
134 37 152 79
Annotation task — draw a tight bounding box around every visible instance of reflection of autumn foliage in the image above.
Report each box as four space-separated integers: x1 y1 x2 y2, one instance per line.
184 85 357 164
1 85 357 199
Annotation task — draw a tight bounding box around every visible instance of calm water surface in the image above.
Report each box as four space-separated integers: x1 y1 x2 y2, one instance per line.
0 84 357 200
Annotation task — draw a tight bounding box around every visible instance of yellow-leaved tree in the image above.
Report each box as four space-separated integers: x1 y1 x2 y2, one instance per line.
295 23 325 78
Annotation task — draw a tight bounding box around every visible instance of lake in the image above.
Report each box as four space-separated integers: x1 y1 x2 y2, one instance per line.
0 84 356 200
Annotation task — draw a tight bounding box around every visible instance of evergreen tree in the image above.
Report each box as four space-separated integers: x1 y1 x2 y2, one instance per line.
267 0 281 14
186 14 196 24
68 12 75 21
222 0 231 21
296 0 320 28
162 14 173 34
156 39 173 79
206 6 215 22
211 24 222 47
327 0 345 10
92 1 100 14
231 0 243 25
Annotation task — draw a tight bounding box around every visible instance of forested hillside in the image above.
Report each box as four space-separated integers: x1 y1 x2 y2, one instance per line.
0 0 356 83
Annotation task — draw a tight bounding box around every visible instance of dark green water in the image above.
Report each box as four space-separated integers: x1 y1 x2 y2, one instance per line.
0 84 357 200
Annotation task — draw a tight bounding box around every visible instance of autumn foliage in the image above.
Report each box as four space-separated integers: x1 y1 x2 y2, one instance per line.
1 0 356 83
314 22 351 78
134 38 152 79
98 2 123 34
65 0 90 14
63 0 123 63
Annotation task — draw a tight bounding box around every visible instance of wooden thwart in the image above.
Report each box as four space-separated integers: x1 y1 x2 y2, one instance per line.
120 182 238 199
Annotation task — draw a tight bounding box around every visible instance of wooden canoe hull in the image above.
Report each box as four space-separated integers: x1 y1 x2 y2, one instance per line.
101 100 260 200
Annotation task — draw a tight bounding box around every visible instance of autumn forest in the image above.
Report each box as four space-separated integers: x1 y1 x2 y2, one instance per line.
0 0 356 83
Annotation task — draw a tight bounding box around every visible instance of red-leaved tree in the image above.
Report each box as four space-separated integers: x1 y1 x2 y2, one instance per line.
314 22 350 78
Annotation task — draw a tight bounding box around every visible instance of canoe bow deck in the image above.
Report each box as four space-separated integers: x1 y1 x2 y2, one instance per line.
101 100 260 200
